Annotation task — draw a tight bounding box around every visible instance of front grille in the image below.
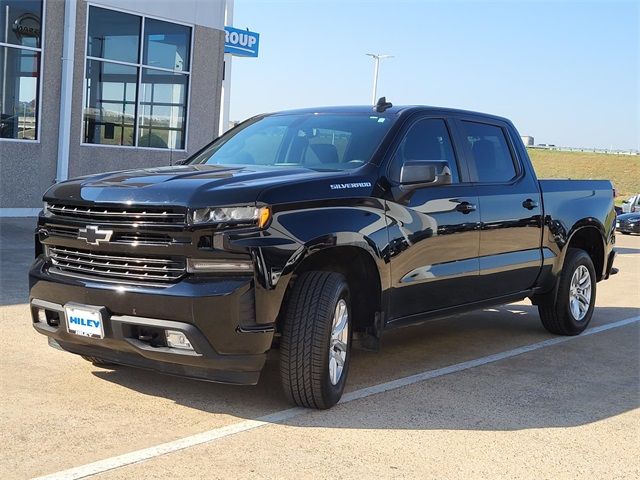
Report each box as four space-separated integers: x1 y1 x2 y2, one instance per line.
47 224 77 238
46 203 186 226
48 246 185 284
43 224 176 246
114 233 176 245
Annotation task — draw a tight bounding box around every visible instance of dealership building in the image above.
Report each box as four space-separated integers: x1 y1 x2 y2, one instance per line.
0 0 231 215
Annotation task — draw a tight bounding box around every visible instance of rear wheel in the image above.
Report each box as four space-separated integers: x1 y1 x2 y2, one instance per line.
538 248 596 335
280 271 351 409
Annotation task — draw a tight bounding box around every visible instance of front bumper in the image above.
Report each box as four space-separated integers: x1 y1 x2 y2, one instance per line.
29 257 275 385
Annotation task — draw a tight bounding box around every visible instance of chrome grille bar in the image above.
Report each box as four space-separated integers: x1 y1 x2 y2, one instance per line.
50 255 183 272
49 247 177 265
46 203 186 225
47 268 172 288
48 246 185 284
42 224 175 246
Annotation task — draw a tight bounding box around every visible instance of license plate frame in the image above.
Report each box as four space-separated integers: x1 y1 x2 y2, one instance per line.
64 304 105 339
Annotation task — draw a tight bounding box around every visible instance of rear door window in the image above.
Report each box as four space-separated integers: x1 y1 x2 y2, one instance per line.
461 121 517 183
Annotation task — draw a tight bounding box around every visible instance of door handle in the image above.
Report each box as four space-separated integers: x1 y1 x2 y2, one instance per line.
522 199 539 210
456 202 476 214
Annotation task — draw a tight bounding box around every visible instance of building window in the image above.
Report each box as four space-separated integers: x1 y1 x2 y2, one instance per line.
0 0 43 141
84 60 137 146
83 6 191 150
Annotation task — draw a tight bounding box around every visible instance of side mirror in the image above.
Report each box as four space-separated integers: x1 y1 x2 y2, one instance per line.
400 160 452 189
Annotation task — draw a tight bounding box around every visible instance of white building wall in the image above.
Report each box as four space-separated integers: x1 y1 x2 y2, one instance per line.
521 136 534 147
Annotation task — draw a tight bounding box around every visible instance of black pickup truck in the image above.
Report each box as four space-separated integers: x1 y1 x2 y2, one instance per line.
30 103 617 409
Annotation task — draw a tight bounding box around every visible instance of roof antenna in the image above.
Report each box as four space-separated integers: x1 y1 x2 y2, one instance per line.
374 96 392 113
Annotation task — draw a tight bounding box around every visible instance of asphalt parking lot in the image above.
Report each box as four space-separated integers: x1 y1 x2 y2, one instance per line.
1 218 638 480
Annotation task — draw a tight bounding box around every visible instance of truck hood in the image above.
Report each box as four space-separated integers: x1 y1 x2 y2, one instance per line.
44 164 358 207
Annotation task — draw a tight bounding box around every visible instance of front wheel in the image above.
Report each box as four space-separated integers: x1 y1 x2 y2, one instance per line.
280 271 351 409
538 248 596 335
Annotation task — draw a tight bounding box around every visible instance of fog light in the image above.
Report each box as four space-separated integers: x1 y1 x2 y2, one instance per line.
187 258 254 273
37 309 47 323
165 330 194 350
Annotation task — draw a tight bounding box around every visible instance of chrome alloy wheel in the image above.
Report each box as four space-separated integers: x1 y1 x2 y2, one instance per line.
329 298 349 385
569 265 592 321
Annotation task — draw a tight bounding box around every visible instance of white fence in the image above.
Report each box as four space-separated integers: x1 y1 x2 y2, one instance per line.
527 145 639 156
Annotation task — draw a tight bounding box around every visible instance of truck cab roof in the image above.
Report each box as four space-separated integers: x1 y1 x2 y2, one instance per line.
269 105 512 124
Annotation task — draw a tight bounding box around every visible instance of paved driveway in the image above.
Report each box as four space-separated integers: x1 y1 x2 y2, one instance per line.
1 218 638 479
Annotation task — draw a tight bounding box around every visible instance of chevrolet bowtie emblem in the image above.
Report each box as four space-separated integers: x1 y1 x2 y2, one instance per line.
78 226 113 245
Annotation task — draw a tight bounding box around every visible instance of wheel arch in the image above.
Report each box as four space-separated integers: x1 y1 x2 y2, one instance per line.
277 239 384 336
563 223 606 281
533 220 607 306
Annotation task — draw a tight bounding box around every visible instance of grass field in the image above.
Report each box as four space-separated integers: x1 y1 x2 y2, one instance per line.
527 149 640 204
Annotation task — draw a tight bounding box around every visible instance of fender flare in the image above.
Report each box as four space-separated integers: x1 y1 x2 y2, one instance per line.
558 220 606 273
285 231 385 284
534 220 607 306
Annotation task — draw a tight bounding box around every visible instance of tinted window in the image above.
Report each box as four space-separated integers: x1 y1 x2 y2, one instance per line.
390 119 459 183
0 0 42 48
143 19 191 71
87 7 141 64
462 121 517 183
138 69 188 149
189 114 394 171
0 47 40 140
0 0 42 140
305 128 351 166
83 6 191 149
83 60 137 146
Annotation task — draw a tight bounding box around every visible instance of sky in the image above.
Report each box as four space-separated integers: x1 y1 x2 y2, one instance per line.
229 0 639 150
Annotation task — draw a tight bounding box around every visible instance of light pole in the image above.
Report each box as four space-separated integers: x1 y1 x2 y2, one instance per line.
366 53 393 105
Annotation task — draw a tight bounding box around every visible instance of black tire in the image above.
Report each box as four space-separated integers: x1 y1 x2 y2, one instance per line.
280 271 351 409
538 248 596 336
81 355 115 366
621 231 631 235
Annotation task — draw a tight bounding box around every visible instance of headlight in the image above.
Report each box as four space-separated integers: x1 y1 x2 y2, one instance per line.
189 205 271 228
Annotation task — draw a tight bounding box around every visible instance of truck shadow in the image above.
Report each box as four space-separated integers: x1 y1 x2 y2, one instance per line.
92 304 640 432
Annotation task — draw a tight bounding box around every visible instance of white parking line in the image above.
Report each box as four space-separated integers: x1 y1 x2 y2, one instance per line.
34 315 640 480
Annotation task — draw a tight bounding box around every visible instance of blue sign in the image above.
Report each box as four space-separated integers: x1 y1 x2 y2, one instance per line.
224 26 259 57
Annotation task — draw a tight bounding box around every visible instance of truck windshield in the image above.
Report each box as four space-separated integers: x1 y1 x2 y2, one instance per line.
187 114 394 171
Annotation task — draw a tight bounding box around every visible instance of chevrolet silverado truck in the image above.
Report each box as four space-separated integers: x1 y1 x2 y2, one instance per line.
30 103 617 409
